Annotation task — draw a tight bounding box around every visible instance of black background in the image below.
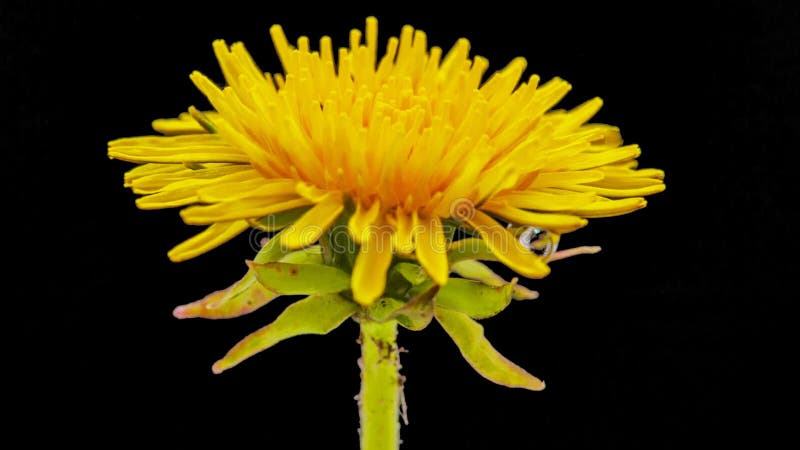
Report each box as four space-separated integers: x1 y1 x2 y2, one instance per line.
5 1 797 448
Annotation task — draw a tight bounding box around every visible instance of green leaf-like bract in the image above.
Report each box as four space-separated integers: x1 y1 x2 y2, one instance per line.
451 260 538 300
436 278 514 319
213 293 359 373
367 298 406 322
447 238 498 264
173 239 327 320
253 229 292 263
393 262 429 285
278 246 324 265
392 284 438 331
435 307 544 391
248 261 351 295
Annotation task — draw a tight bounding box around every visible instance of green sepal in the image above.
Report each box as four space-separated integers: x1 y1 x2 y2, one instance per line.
450 259 504 284
253 229 292 263
365 281 438 329
451 260 539 300
247 261 351 295
212 293 358 373
393 262 429 285
392 283 438 331
436 278 515 319
278 246 324 265
320 206 357 273
447 238 498 264
383 263 414 299
434 307 544 391
366 297 406 322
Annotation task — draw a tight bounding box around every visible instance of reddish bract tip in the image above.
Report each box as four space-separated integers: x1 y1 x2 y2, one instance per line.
173 305 188 319
211 361 225 375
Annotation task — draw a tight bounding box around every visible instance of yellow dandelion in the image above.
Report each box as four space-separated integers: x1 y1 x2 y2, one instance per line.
111 18 666 449
110 17 664 307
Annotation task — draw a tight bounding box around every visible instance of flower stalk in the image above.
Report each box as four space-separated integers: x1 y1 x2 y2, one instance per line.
358 319 401 450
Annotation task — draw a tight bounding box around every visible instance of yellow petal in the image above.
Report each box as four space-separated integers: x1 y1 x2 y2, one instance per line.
124 163 185 187
481 202 588 233
564 197 648 218
188 71 277 175
498 190 597 212
180 197 311 225
213 118 278 176
296 182 332 202
151 115 205 135
606 160 639 170
348 200 381 244
151 110 223 136
463 210 550 279
590 173 665 188
529 170 605 189
610 167 665 180
269 24 295 73
388 210 416 255
280 192 344 249
561 145 641 171
351 226 393 306
136 187 198 210
129 165 253 194
555 97 603 132
476 164 518 203
197 179 297 203
168 220 250 262
108 134 249 164
569 183 666 198
414 214 449 285
580 124 623 148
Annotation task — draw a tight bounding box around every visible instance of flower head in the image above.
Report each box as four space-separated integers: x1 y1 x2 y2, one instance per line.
110 17 664 306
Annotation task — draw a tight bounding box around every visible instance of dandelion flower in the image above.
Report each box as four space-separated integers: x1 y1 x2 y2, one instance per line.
110 17 664 306
110 18 664 449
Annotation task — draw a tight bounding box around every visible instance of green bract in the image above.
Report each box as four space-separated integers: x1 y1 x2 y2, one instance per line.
178 222 546 393
247 261 351 294
435 307 544 390
212 293 359 373
173 270 276 320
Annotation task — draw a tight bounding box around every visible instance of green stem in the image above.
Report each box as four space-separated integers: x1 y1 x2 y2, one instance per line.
358 319 401 450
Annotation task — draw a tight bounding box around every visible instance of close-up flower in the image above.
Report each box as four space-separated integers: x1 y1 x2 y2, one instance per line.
107 16 664 450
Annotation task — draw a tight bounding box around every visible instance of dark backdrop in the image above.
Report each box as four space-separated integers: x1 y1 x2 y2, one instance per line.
5 1 796 448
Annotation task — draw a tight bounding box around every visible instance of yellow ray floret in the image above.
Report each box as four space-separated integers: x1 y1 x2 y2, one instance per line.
110 17 664 306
